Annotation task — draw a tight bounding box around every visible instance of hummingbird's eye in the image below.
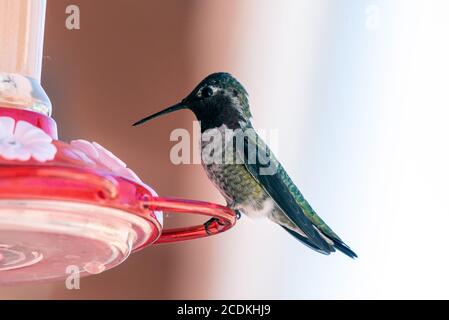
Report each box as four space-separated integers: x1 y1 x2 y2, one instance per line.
200 86 214 98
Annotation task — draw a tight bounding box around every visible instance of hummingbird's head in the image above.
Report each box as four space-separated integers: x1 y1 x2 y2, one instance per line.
133 72 252 131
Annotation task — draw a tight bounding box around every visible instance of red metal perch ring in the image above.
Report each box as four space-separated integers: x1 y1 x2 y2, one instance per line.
148 197 237 244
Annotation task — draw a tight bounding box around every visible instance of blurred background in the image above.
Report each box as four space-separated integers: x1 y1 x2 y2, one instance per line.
1 0 449 299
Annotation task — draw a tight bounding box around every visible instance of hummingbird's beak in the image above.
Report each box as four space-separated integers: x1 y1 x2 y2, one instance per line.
132 102 188 126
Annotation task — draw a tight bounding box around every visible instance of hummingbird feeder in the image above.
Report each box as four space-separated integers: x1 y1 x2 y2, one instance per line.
0 0 236 285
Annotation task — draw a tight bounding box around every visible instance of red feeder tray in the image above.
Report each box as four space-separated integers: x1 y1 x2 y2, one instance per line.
0 106 236 285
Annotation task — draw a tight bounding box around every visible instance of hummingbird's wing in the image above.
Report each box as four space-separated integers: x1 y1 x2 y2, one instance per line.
235 129 357 258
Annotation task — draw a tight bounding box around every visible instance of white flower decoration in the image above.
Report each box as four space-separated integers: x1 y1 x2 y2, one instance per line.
70 140 163 224
0 117 57 162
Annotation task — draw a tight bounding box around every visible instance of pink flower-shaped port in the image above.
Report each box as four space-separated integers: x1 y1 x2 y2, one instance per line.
70 140 163 225
70 140 141 182
0 116 56 162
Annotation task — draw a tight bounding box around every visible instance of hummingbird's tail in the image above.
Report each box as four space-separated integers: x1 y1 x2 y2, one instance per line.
281 226 332 255
282 225 357 259
329 236 358 259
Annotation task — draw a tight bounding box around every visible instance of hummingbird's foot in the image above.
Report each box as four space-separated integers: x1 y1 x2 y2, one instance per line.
204 218 225 235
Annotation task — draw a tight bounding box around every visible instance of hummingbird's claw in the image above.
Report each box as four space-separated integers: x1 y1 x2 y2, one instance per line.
204 217 224 235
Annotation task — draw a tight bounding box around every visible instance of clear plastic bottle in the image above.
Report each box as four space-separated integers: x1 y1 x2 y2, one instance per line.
0 0 51 115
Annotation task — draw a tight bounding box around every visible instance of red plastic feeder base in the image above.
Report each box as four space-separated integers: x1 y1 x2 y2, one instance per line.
0 107 236 285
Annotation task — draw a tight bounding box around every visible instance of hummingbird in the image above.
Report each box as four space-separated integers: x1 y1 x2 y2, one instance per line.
133 72 357 258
